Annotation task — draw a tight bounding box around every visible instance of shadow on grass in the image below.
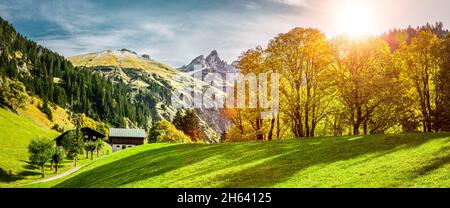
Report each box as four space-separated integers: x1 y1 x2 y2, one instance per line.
53 133 450 188
0 168 23 182
218 133 450 187
413 146 450 176
0 159 68 184
0 160 38 183
54 144 229 187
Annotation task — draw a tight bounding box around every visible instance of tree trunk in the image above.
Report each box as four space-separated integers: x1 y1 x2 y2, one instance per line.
293 115 304 138
353 124 360 135
276 117 280 140
333 116 338 136
55 164 58 173
310 122 316 138
256 118 264 141
363 120 368 135
353 106 363 135
423 120 427 133
74 158 77 167
91 151 94 160
41 165 45 178
305 110 310 137
268 117 275 141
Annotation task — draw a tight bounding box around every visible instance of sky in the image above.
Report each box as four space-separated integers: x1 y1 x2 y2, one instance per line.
1 0 450 67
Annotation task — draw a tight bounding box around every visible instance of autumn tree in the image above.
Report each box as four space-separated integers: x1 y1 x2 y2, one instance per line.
396 31 442 132
436 34 450 131
173 109 204 142
266 28 334 138
331 36 401 135
236 47 267 140
150 120 192 143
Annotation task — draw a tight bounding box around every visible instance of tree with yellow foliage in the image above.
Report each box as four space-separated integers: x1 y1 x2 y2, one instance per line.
396 31 443 132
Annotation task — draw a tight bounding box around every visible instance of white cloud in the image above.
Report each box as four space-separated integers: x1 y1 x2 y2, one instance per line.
139 22 177 38
271 0 308 7
38 0 105 34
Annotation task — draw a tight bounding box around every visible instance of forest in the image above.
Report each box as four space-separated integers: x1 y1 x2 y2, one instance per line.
224 22 450 141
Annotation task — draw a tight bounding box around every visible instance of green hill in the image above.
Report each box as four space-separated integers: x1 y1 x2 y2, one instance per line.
0 104 90 187
26 133 450 188
0 107 57 186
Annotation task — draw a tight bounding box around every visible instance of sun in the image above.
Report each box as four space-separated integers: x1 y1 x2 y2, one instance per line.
337 3 374 37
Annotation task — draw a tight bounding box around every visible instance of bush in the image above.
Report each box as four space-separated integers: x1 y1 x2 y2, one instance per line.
149 120 192 143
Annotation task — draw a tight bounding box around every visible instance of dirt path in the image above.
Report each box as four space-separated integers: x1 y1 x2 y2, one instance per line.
27 164 84 185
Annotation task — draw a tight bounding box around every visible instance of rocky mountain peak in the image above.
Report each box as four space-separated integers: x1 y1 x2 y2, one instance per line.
206 50 219 61
191 55 205 64
179 50 237 74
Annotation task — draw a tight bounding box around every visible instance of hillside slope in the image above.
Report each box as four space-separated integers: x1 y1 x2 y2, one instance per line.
0 106 58 186
28 133 450 188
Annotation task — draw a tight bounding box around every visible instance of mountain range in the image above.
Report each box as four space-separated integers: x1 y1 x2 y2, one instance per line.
178 50 238 75
178 50 238 90
68 49 232 142
0 16 233 143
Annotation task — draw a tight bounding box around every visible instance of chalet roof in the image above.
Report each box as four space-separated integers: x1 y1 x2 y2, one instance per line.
109 128 146 138
54 127 105 145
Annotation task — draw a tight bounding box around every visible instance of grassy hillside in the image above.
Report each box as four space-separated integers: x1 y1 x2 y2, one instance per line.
26 133 450 188
0 107 58 186
0 107 57 171
1 102 85 187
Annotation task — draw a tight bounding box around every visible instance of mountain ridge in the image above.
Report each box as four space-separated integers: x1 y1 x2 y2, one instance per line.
68 50 231 143
178 50 238 75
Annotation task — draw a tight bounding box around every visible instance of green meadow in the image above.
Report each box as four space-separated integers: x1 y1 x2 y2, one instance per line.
0 108 91 187
25 133 450 188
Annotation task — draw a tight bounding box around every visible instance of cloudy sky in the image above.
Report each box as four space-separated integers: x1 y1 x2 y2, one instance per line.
1 0 449 67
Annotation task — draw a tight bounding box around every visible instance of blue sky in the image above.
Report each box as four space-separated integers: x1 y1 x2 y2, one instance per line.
1 0 450 67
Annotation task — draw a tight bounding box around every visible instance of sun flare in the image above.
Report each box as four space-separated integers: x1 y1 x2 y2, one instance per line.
337 3 374 37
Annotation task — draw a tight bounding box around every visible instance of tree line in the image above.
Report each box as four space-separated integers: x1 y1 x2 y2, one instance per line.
225 23 450 141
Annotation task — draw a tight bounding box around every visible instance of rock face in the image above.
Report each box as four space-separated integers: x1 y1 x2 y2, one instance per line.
179 50 237 77
68 49 230 143
141 54 151 60
179 50 238 92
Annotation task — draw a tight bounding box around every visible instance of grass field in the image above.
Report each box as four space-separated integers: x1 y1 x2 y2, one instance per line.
0 107 90 187
25 133 450 188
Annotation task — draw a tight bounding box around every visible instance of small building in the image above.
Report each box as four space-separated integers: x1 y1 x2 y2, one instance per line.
55 127 106 146
109 128 147 152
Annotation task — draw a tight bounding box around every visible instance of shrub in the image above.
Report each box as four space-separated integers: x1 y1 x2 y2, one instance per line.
149 120 192 143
